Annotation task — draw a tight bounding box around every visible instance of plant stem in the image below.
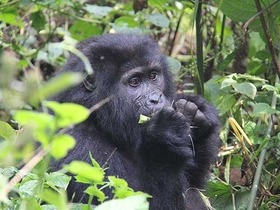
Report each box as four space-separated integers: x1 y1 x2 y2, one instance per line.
247 76 279 209
195 0 204 95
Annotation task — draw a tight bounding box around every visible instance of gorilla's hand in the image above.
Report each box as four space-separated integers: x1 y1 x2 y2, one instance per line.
174 99 211 135
141 107 193 164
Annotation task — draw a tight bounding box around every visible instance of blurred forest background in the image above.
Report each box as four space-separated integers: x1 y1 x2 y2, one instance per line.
0 0 280 209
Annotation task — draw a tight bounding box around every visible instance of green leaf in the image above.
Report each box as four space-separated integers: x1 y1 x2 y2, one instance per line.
64 161 104 183
84 4 113 18
44 101 90 128
0 12 24 27
13 111 54 129
0 121 16 140
213 0 256 22
50 134 76 159
167 57 181 75
221 78 237 89
41 189 67 210
31 11 46 31
253 103 278 116
70 21 102 41
84 186 106 202
114 16 138 28
232 82 257 99
138 115 151 124
18 180 39 197
45 172 71 190
146 14 170 28
262 84 276 92
95 195 149 210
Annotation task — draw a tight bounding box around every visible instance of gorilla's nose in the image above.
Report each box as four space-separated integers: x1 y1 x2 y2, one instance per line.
146 91 165 108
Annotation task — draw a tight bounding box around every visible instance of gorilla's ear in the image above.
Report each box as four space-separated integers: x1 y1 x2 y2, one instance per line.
83 74 96 92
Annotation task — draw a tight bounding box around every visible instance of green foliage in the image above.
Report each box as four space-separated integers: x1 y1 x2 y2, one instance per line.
0 0 280 209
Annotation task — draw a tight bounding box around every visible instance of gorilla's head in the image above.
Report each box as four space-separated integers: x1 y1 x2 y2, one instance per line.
51 34 176 148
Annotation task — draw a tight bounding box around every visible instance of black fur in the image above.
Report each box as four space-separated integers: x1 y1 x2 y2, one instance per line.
50 34 220 210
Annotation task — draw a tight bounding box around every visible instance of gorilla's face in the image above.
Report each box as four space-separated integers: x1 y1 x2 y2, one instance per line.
118 65 170 117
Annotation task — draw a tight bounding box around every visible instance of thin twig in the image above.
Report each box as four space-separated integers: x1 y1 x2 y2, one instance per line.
243 0 280 31
89 97 110 113
4 148 48 196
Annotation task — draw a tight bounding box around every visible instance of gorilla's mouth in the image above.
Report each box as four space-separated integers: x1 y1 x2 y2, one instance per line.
137 106 163 118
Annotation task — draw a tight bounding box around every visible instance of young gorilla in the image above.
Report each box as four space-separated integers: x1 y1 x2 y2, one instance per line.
50 34 220 210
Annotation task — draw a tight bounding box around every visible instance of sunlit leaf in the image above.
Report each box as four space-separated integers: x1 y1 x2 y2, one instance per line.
0 121 16 140
0 12 24 27
50 134 76 159
64 161 104 183
41 189 67 210
13 111 54 129
84 186 106 202
44 101 90 128
45 172 71 190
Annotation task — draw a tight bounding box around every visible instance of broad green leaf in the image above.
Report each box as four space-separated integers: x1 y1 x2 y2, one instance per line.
44 101 90 128
0 121 16 140
146 14 170 28
221 78 237 89
70 21 102 41
41 189 67 210
75 174 92 184
65 161 104 183
167 57 181 75
84 186 106 202
18 180 39 197
29 72 83 106
114 16 138 28
253 103 278 116
262 84 276 92
213 0 280 32
31 11 46 31
13 111 54 129
232 82 256 99
95 195 149 210
85 5 113 18
109 176 129 189
45 172 71 190
0 12 24 27
50 134 76 159
213 0 256 22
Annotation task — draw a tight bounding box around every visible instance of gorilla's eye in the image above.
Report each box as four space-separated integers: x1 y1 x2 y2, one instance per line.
129 77 141 87
149 72 157 80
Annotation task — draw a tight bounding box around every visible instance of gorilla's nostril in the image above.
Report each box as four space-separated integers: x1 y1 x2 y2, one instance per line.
148 93 162 105
150 99 159 104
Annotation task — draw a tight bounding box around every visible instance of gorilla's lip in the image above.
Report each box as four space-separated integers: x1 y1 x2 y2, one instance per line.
138 107 162 118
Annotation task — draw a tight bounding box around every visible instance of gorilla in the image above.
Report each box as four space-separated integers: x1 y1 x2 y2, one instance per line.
50 34 220 210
